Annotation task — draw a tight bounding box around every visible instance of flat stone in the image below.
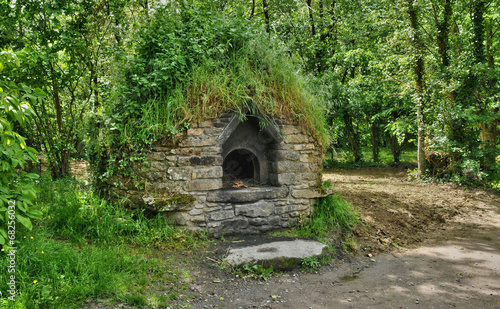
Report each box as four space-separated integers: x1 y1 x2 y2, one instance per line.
206 209 235 221
284 134 311 144
206 187 288 203
187 128 203 136
280 125 303 135
224 239 327 270
274 173 302 185
269 150 300 161
272 162 310 173
180 136 216 147
167 167 191 181
189 156 223 166
146 151 167 161
149 161 169 172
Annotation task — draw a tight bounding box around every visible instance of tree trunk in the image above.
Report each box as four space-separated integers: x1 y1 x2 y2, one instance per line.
408 0 426 177
343 111 362 163
249 0 255 18
306 0 316 36
436 0 452 68
479 19 499 171
49 64 71 178
388 134 400 163
262 0 270 34
370 120 380 162
479 109 498 171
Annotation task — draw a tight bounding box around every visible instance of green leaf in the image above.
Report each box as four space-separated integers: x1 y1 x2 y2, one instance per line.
16 213 33 230
17 201 27 212
27 209 43 219
41 285 53 299
0 227 7 240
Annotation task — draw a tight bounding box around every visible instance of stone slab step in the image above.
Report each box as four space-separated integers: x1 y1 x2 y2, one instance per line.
224 239 327 270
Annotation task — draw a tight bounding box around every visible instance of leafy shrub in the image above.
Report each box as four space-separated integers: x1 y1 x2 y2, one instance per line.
301 256 321 271
239 264 274 281
0 51 43 247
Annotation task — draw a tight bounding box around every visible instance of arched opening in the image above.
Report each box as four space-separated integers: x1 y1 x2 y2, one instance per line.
223 149 260 186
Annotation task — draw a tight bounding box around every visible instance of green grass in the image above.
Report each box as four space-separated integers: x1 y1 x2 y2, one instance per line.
36 176 206 249
0 234 160 308
0 176 208 308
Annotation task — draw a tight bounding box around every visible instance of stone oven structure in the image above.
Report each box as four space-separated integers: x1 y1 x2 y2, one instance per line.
106 112 323 236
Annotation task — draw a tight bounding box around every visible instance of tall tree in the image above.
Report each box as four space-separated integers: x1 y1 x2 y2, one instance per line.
1 0 135 177
407 0 426 176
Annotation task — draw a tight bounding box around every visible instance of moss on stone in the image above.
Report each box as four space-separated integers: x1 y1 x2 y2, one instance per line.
143 195 196 212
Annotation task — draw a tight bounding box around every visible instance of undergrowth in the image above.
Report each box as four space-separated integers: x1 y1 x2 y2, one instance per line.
275 194 360 251
235 264 274 281
298 194 360 238
0 176 207 308
36 176 206 249
323 147 418 169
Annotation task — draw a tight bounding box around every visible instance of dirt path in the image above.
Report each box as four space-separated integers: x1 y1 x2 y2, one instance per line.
189 167 500 309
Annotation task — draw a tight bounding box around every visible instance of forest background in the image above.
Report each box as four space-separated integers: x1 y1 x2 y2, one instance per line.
0 0 499 307
2 0 500 245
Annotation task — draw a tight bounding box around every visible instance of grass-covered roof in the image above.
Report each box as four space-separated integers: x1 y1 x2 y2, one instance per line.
89 6 327 183
112 6 327 144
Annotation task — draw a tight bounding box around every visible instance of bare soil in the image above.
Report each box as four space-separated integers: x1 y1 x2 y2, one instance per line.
184 167 500 309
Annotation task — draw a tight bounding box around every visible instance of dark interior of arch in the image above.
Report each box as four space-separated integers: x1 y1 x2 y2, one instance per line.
223 149 259 185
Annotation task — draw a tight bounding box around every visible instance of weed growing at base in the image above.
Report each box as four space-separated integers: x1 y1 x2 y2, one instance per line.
297 194 360 238
301 256 321 271
236 264 274 281
272 194 360 258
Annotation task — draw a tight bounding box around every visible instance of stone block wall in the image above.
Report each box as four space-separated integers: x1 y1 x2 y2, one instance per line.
106 114 323 236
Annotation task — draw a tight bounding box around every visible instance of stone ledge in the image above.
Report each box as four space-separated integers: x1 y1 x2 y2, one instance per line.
206 187 288 203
